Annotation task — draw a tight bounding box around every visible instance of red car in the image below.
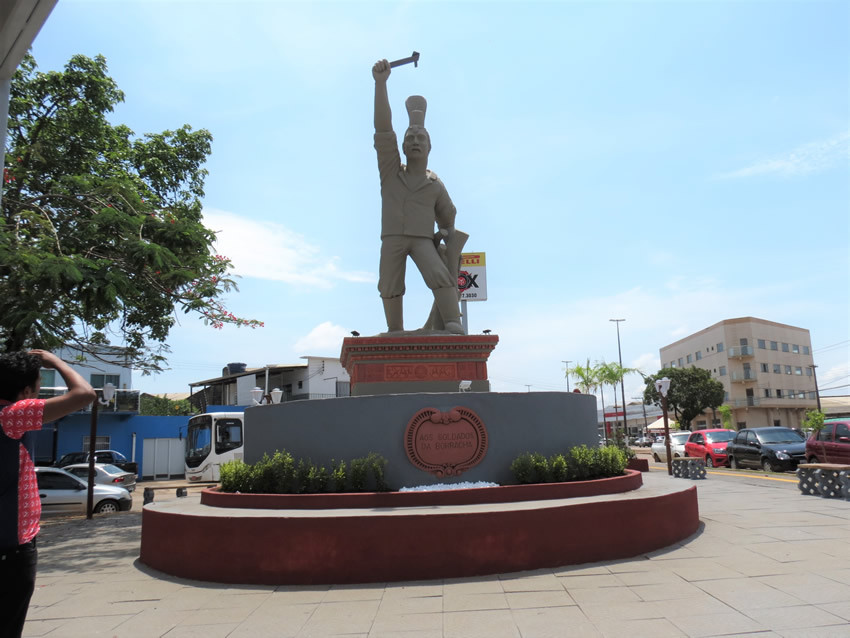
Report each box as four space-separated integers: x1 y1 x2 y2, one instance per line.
685 429 736 467
806 419 850 464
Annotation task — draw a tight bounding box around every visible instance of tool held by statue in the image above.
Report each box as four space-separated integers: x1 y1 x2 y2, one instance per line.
389 51 420 69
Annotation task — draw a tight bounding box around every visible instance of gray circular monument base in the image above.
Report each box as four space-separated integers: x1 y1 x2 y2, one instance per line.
244 391 599 488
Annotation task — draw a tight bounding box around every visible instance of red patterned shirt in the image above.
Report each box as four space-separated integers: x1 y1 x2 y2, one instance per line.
1 399 46 546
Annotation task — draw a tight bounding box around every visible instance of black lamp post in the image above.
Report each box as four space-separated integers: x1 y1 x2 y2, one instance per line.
610 319 628 441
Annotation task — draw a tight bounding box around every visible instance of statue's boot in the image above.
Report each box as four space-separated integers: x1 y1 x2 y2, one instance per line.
382 296 404 332
433 287 464 335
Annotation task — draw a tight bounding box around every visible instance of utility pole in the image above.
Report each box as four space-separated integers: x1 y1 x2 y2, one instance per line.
562 360 571 392
810 365 822 412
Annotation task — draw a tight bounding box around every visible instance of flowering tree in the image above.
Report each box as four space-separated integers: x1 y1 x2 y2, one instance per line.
1 54 261 372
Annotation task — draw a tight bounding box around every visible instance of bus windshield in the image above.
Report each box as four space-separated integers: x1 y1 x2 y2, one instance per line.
185 415 212 468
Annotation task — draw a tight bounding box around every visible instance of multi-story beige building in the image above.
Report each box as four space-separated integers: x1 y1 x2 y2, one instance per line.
660 317 817 430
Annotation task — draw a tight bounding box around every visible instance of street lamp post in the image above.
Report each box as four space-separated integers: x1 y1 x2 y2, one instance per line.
656 377 673 476
633 395 648 434
610 319 628 442
562 360 571 392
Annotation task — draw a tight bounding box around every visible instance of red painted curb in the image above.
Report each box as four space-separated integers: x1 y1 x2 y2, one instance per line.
201 470 643 509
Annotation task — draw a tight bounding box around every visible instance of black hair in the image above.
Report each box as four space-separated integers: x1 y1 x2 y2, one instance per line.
0 352 43 402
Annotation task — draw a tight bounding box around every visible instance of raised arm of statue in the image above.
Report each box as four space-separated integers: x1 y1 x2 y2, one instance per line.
373 59 392 133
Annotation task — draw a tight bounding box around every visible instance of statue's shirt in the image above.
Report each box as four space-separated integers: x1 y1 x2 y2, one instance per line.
374 132 456 239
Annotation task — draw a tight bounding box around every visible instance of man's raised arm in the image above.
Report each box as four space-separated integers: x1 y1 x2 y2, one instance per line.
373 59 392 133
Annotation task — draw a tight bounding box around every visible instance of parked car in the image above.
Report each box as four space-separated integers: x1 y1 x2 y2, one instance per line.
805 419 850 464
635 436 653 447
651 431 691 462
56 450 138 475
35 467 133 516
63 463 137 492
684 429 736 467
726 427 807 472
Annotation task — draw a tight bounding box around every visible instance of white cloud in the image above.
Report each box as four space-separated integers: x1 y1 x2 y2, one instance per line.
293 322 349 354
202 208 374 288
717 131 850 179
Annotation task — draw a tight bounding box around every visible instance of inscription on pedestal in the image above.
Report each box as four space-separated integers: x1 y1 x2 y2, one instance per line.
386 364 457 381
405 407 488 478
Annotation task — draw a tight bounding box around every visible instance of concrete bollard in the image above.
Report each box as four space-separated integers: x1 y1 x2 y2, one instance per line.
143 487 155 504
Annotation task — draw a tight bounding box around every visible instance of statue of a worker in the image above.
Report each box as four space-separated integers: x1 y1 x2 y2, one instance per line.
372 58 466 335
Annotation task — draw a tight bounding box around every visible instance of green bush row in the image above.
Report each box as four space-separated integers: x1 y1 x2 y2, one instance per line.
219 450 390 494
510 445 629 484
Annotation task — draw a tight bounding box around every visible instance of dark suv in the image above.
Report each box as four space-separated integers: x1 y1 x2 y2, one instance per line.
56 450 138 475
806 419 850 464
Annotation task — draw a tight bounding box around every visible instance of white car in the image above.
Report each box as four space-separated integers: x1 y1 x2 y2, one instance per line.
63 463 137 492
651 431 691 463
35 467 133 516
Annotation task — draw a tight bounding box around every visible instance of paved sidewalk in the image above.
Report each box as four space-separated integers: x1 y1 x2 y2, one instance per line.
24 471 850 638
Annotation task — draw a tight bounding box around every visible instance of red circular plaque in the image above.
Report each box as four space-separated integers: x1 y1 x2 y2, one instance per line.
404 407 488 477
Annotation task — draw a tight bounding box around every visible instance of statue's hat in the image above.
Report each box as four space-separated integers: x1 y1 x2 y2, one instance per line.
405 95 427 128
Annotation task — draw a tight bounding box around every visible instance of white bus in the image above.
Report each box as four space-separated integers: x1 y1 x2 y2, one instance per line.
184 412 245 482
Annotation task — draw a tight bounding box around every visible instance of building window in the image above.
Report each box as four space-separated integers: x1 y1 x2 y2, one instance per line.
770 341 778 351
719 366 726 376
91 374 120 388
795 367 802 375
776 389 783 398
686 354 692 364
757 339 766 349
764 388 771 397
803 346 810 355
760 363 768 373
678 357 684 367
725 392 730 401
782 343 789 352
740 338 748 346
792 344 800 354
737 421 746 429
809 391 816 400
773 364 781 374
806 368 813 377
82 435 110 452
696 420 706 427
784 365 791 375
696 351 702 361
40 369 56 387
297 380 303 389
717 342 724 352
773 420 781 427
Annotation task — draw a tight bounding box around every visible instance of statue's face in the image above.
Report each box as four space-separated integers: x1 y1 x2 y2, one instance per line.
403 126 431 161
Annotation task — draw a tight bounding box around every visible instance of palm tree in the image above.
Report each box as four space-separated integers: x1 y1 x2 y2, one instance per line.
599 361 639 444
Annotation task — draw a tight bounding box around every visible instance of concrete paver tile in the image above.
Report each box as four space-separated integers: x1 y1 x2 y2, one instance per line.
298 600 381 636
511 606 600 637
369 611 442 633
442 592 509 612
498 572 563 592
695 578 805 610
107 608 188 638
654 557 746 582
757 573 850 605
442 575 503 594
614 570 684 586
369 631 441 638
163 623 240 637
595 617 687 638
629 581 708 601
377 595 443 615
504 589 576 609
323 584 385 602
818 601 850 622
714 552 797 577
743 604 848 630
20 618 64 637
177 606 256 626
227 603 316 637
551 563 612 576
579 601 663 622
778 628 850 638
382 582 443 599
667 610 766 637
566 586 641 604
266 587 329 605
442 609 521 638
648 595 736 616
33 614 136 637
556 573 623 588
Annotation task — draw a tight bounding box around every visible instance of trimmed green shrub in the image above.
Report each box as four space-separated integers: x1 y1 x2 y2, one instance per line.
219 459 252 493
510 444 629 485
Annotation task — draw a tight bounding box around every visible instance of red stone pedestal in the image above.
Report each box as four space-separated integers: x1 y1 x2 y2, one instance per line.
339 334 499 396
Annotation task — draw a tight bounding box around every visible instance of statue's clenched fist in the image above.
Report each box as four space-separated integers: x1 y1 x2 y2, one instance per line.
372 59 391 82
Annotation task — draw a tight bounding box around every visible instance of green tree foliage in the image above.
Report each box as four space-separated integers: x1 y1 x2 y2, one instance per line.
139 394 197 416
2 54 261 371
642 367 725 431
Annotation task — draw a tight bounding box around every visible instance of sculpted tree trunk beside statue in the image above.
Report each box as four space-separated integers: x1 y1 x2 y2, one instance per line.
372 58 467 335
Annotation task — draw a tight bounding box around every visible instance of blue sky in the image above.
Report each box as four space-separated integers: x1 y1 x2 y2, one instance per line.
27 0 849 400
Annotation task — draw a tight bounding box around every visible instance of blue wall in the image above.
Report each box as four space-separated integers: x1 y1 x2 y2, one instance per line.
39 414 189 477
